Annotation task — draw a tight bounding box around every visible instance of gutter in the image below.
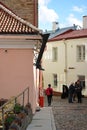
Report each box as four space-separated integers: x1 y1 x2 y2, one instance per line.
36 33 50 70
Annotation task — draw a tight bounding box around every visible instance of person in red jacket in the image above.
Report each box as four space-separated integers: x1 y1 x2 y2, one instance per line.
45 84 53 106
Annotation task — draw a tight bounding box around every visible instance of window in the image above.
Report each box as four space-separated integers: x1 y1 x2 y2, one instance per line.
77 45 85 61
53 74 57 87
52 47 58 62
78 75 85 89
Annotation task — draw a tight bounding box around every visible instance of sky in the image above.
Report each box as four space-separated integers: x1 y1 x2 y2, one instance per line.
38 0 87 31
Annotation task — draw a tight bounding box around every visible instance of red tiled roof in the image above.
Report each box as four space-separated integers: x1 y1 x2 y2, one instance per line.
0 2 41 34
49 29 87 42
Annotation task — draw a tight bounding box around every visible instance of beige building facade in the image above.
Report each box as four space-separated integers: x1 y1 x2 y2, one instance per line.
43 21 87 96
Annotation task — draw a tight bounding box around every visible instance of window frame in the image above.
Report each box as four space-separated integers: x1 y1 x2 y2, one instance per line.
77 45 85 62
52 47 58 62
53 73 58 87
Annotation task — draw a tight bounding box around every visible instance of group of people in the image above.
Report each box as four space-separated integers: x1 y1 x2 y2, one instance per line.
45 80 83 106
68 80 82 103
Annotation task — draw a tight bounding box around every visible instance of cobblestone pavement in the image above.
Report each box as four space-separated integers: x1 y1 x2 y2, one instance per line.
51 96 87 130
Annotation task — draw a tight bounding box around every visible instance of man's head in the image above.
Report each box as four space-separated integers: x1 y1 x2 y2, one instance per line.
77 80 80 84
48 84 51 87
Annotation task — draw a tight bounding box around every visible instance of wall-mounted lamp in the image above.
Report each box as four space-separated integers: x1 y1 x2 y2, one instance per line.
68 67 75 69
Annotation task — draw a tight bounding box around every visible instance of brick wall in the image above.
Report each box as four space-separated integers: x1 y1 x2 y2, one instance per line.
0 0 38 27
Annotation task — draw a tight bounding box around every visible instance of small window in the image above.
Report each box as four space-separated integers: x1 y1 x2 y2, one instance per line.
77 45 85 61
53 74 57 87
52 47 58 62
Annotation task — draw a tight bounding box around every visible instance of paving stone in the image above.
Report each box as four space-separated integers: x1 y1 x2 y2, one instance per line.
51 96 87 130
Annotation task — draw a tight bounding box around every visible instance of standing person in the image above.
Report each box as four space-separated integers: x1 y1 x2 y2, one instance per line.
68 82 75 103
61 85 68 99
76 80 82 103
45 84 53 106
73 82 78 101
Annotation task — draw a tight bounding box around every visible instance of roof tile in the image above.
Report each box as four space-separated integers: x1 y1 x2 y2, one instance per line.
49 29 87 41
0 2 41 34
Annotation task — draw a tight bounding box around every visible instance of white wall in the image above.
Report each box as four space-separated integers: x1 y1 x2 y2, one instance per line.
43 38 87 96
43 41 66 92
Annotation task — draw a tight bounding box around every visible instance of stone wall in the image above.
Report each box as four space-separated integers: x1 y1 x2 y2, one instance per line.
0 0 38 27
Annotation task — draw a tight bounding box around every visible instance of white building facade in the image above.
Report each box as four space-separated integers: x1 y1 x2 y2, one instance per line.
42 24 87 96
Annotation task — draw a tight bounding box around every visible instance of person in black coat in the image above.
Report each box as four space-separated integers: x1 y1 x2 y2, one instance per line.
75 80 82 103
61 85 68 99
68 83 75 103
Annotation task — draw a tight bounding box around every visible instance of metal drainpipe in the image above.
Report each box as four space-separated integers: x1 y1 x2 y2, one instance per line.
63 39 67 85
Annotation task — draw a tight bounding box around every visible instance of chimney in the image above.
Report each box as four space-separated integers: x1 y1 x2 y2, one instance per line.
83 16 87 29
52 22 59 31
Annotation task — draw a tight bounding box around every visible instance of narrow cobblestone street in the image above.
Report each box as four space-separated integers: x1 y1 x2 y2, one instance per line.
50 96 87 130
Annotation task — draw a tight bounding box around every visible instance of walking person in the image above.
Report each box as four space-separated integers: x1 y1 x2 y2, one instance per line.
45 84 53 106
68 82 75 103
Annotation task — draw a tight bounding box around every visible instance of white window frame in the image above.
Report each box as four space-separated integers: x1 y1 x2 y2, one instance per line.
53 73 57 87
52 47 58 62
77 45 85 61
